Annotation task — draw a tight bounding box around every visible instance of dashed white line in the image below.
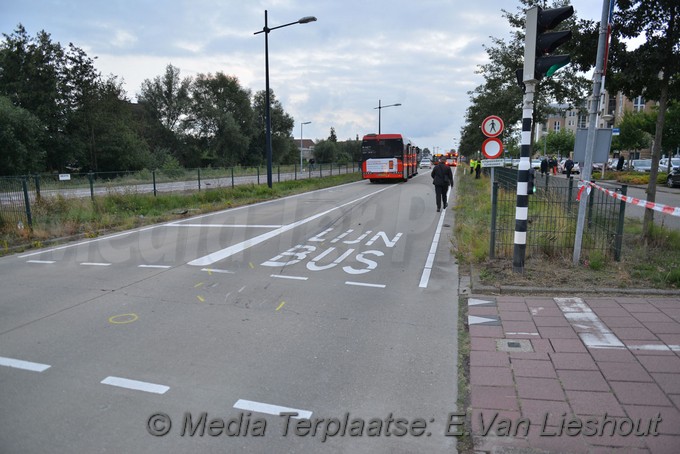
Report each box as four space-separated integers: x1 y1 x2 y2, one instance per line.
101 376 169 394
80 262 111 267
0 356 51 372
345 281 386 288
26 260 56 264
201 268 235 274
233 399 312 419
138 264 172 269
169 224 283 228
419 182 453 288
271 274 308 281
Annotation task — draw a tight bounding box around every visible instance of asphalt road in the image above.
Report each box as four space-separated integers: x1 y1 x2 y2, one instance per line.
0 172 460 453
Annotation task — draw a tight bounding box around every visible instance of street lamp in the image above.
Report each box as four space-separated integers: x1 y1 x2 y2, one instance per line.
254 11 317 188
374 99 401 135
300 121 311 170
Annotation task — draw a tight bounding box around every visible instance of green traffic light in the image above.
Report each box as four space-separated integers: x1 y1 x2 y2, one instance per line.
536 55 570 78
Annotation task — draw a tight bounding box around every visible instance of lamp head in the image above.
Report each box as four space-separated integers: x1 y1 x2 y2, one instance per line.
298 16 317 24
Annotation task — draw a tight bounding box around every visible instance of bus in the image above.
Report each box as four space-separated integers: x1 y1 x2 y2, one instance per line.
361 133 418 182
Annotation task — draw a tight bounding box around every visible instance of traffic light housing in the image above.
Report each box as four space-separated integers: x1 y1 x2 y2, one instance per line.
523 5 574 82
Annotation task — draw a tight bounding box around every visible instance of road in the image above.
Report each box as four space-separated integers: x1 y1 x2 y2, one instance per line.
0 172 460 453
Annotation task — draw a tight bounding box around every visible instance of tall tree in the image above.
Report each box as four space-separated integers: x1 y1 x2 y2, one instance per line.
251 89 294 166
138 64 191 133
0 95 45 174
185 72 254 167
608 0 680 237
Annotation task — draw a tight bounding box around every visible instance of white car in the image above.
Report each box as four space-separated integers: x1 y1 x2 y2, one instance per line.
419 158 432 169
659 158 680 172
559 159 580 174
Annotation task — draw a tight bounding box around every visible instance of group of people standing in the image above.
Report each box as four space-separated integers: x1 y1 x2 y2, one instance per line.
468 158 482 179
540 156 559 176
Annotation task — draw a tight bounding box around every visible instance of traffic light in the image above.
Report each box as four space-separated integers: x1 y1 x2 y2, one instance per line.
523 5 574 82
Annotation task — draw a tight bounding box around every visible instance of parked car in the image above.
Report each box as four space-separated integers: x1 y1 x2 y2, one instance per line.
659 158 680 172
558 159 580 174
419 158 432 169
667 168 680 188
631 159 653 172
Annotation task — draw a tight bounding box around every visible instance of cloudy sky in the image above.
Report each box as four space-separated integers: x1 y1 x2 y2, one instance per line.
1 0 605 151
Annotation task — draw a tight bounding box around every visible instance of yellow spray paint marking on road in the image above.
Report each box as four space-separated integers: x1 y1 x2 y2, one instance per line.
197 295 205 302
249 262 255 269
276 302 286 311
108 313 138 324
194 282 204 288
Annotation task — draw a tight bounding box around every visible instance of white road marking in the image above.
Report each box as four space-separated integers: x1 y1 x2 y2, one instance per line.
100 376 169 394
26 260 55 264
628 344 680 352
233 399 312 419
345 281 386 288
80 262 111 266
419 184 453 288
271 274 308 281
506 332 540 336
201 268 234 274
555 297 625 349
0 356 51 372
168 224 283 228
138 264 172 269
188 187 391 267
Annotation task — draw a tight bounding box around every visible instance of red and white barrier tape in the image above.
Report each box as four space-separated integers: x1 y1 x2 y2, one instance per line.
577 181 680 217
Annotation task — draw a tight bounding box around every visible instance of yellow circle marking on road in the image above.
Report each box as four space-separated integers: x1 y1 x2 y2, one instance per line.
108 313 138 324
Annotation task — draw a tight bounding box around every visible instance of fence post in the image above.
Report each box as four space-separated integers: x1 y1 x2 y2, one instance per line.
33 175 41 201
587 180 595 229
152 170 157 197
88 173 95 201
257 167 260 185
613 184 627 261
309 164 312 179
295 163 298 181
567 177 574 212
277 165 280 183
231 167 235 188
198 168 201 191
319 163 323 178
22 178 33 228
490 181 499 259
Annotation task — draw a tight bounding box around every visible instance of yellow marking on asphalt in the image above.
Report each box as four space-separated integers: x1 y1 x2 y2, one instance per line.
194 282 204 288
276 302 286 311
249 262 255 269
108 313 138 324
197 295 205 302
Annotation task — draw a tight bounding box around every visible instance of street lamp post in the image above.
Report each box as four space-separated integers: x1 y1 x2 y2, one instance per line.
254 11 317 188
300 121 311 170
374 99 401 135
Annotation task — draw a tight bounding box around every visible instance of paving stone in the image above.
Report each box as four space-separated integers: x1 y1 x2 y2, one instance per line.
511 359 557 379
550 338 588 353
550 352 599 371
633 312 676 323
587 347 638 363
637 355 680 373
470 351 510 367
652 373 680 394
469 325 504 338
516 377 566 401
611 327 659 341
537 326 579 339
470 337 497 351
598 361 654 382
533 316 571 327
471 385 519 411
610 381 672 407
566 390 626 417
624 405 680 435
471 366 515 387
557 369 610 392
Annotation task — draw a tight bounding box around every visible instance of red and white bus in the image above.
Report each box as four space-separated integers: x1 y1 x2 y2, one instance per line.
361 133 418 182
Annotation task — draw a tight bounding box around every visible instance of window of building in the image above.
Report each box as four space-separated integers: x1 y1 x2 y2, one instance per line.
634 96 645 112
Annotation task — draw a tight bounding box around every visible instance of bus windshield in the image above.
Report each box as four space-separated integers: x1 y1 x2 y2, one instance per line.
361 138 404 159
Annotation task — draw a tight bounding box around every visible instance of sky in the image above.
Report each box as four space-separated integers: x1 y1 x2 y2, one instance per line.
1 0 607 152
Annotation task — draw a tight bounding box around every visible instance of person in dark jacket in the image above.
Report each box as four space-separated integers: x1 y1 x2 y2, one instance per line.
540 158 548 176
431 156 454 212
564 157 575 179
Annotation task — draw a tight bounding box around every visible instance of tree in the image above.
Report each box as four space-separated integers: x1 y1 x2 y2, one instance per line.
185 72 254 167
251 89 294 166
460 0 591 157
615 110 655 159
138 64 191 133
607 0 680 237
0 96 45 174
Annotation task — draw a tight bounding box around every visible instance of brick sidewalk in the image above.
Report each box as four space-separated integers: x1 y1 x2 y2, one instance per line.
466 295 680 454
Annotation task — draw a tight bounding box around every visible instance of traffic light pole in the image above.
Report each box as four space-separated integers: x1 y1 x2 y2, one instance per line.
512 80 536 273
573 0 611 264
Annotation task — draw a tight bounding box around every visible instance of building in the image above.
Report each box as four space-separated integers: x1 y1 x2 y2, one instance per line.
295 138 316 163
536 90 658 159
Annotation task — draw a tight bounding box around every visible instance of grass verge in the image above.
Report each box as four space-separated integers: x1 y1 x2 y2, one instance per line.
0 173 362 256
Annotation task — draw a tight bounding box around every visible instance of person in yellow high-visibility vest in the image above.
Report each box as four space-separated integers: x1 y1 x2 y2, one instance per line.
469 158 476 176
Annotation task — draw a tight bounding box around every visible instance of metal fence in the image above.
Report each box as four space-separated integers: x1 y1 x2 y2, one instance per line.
0 162 361 229
490 167 627 261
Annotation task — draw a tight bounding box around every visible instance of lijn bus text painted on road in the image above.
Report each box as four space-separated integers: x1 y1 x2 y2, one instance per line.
261 228 402 275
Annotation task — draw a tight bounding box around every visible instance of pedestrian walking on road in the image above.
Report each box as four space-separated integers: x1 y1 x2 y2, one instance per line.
617 155 625 171
431 156 453 212
564 157 574 179
540 158 548 176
